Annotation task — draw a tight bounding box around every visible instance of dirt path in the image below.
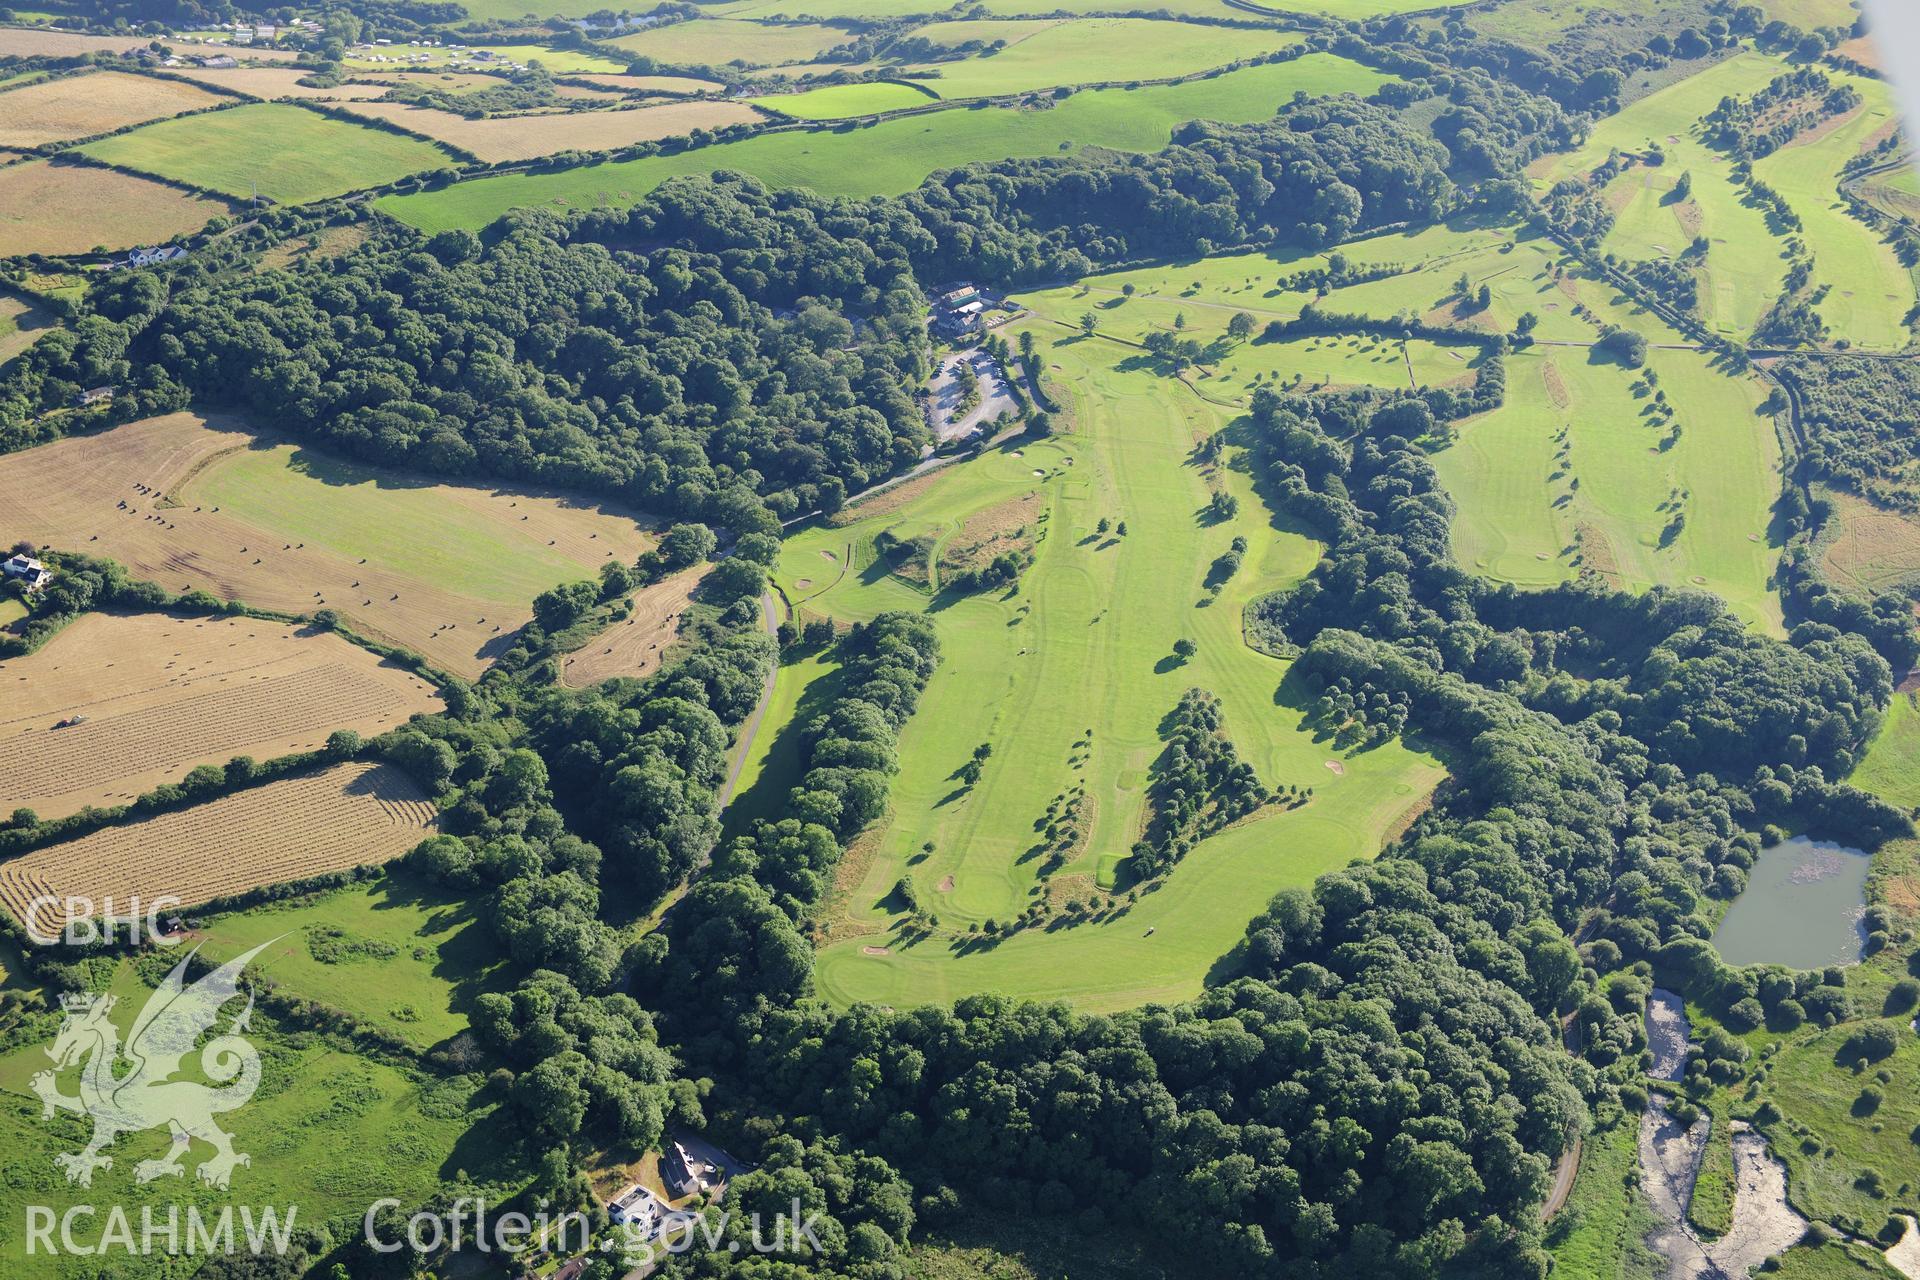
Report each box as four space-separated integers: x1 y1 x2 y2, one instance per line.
1542 1133 1583 1221
714 589 782 811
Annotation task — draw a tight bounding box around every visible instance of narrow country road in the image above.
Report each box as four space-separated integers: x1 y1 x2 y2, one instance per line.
715 588 782 810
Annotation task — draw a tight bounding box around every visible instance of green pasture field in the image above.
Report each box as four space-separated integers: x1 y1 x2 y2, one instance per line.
611 19 853 68
187 442 617 607
755 299 1441 1013
1750 1016 1920 1230
0 959 519 1275
1533 51 1792 342
896 19 1302 100
190 874 509 1053
0 597 24 628
377 54 1392 233
81 102 451 205
1759 0 1863 27
1852 691 1920 811
1753 69 1915 353
752 80 936 119
1228 0 1473 14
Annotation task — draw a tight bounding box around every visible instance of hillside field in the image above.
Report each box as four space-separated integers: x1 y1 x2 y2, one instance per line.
558 565 705 688
894 19 1302 100
0 955 516 1278
610 18 854 67
1853 691 1920 812
752 81 935 119
80 102 454 204
190 872 510 1052
0 159 232 255
0 761 436 929
0 290 54 365
0 69 223 148
0 412 653 677
377 54 1394 233
337 98 764 162
0 611 441 820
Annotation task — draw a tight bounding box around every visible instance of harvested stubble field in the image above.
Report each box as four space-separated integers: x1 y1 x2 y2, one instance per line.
0 760 436 927
0 412 653 677
157 65 395 100
0 158 231 255
337 98 763 163
560 565 706 688
609 18 853 68
0 70 223 148
0 612 441 820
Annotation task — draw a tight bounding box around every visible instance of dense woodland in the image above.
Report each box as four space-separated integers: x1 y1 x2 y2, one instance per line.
1780 356 1920 513
0 2 1914 1277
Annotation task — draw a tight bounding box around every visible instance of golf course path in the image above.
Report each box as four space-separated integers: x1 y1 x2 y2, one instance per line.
717 589 783 809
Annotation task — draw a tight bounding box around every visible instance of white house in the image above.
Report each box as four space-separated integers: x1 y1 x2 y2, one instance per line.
2 554 52 594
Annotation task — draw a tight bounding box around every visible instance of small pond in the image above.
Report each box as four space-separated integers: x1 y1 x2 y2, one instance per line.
1711 836 1871 969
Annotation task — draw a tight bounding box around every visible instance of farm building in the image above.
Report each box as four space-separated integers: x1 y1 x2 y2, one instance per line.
2 553 51 593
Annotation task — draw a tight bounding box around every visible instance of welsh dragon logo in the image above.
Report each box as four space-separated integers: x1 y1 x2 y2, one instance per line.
31 940 276 1190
